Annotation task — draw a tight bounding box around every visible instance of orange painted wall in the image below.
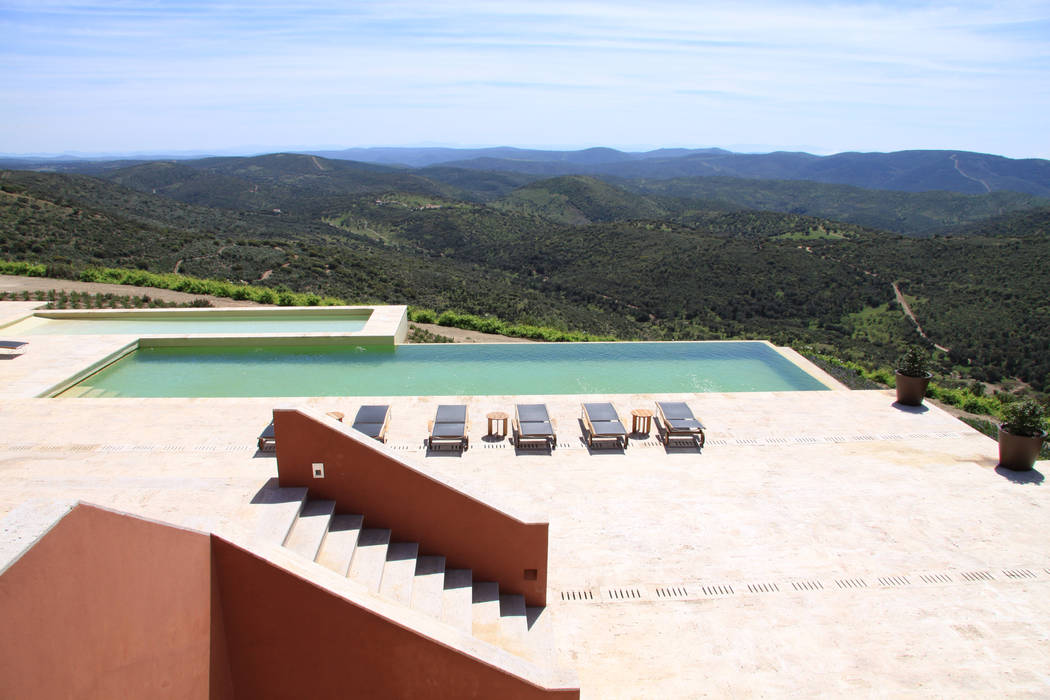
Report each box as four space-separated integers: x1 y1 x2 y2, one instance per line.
273 408 549 606
0 504 219 699
213 538 578 699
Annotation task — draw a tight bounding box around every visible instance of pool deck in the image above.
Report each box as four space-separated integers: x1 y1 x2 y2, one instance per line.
1 312 1048 697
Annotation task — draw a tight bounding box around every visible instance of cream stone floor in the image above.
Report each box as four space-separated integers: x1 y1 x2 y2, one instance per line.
1 318 1048 698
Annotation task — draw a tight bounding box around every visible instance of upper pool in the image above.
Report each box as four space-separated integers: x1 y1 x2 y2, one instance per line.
58 341 831 397
5 309 370 336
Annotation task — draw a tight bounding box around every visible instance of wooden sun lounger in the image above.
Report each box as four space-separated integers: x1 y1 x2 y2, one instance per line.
581 402 629 449
656 401 706 448
352 404 391 443
0 340 27 355
513 403 556 450
428 404 469 450
257 421 276 451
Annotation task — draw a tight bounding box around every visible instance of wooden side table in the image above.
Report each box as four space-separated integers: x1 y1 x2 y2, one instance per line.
486 411 509 438
630 408 653 435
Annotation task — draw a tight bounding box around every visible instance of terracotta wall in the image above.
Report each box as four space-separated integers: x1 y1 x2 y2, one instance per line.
273 408 549 606
213 538 578 699
0 504 220 699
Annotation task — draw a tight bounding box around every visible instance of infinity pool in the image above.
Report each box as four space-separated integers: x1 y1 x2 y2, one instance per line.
7 310 370 336
58 341 831 397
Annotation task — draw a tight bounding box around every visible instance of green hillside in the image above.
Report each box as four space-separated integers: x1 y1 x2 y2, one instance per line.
2 161 1049 390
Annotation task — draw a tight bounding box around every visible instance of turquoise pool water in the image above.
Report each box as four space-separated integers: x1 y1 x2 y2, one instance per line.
59 341 830 398
7 311 369 336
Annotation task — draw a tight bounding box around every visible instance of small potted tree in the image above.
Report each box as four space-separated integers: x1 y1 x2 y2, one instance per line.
895 345 932 406
998 399 1047 471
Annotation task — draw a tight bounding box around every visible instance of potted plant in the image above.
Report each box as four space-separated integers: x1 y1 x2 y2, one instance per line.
895 345 932 406
998 399 1047 471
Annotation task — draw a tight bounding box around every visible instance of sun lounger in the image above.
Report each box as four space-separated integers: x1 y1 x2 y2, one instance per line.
581 402 629 449
428 404 469 450
656 401 706 447
257 421 276 451
352 404 391 443
0 340 27 355
513 403 556 450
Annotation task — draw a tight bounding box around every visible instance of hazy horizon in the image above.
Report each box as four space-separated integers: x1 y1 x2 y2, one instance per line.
3 1 1048 159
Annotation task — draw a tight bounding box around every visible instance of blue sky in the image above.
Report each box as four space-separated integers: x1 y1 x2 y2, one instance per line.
2 1 1048 158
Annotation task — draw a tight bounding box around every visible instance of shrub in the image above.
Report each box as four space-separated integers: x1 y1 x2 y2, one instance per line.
1000 399 1047 438
897 345 930 377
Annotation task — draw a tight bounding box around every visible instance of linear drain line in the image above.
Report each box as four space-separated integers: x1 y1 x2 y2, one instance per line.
747 582 779 594
961 571 994 582
557 565 1049 605
792 580 823 591
920 574 953 585
656 586 689 599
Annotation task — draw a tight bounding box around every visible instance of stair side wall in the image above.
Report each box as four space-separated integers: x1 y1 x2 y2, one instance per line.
213 537 579 699
0 504 219 699
273 407 548 606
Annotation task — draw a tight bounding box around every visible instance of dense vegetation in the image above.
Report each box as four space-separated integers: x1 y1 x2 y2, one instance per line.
2 153 1049 396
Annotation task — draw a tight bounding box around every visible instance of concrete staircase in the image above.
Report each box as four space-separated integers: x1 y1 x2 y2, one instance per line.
262 486 557 669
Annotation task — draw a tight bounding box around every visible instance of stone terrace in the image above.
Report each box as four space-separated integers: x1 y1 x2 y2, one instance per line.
1 311 1048 697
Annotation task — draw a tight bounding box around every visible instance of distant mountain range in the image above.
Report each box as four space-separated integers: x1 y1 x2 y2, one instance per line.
4 146 1049 197
306 147 1050 197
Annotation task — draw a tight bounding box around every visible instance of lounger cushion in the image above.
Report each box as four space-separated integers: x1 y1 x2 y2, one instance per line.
518 420 554 437
516 404 550 422
354 423 385 438
666 417 704 431
583 402 619 421
433 421 466 437
435 405 467 422
355 405 389 423
657 402 693 420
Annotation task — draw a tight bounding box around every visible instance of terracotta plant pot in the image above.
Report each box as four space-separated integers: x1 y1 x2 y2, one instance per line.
998 427 1047 471
895 371 931 406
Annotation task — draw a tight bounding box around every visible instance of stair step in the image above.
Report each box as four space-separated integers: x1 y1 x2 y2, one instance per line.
495 594 532 660
471 581 502 646
379 542 419 605
251 485 308 546
315 514 364 576
283 500 336 560
521 606 558 668
348 528 391 593
410 555 446 618
441 569 474 634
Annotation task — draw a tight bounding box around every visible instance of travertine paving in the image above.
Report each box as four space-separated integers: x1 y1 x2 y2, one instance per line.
1 320 1047 698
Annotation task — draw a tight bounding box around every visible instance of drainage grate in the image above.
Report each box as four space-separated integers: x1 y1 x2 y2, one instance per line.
605 588 642 600
747 582 779 594
559 590 594 602
880 433 904 440
877 576 910 587
655 586 690 599
795 436 819 444
766 437 791 445
735 438 760 446
1002 569 1036 580
852 435 876 441
706 439 729 446
700 584 734 597
791 580 823 592
960 571 994 582
825 436 848 443
919 573 953 585
835 578 868 589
